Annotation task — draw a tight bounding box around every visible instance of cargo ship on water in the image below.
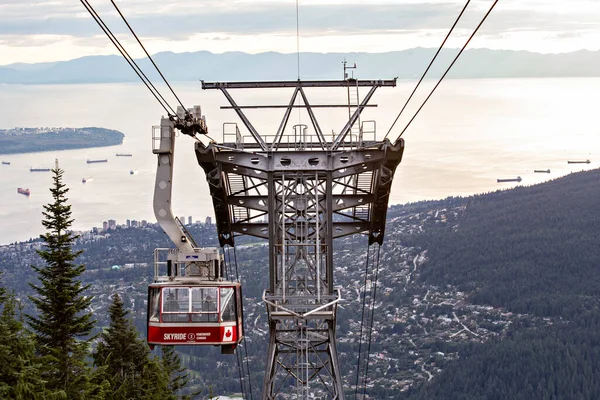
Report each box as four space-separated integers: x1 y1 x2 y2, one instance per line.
497 176 522 183
82 177 93 183
567 160 590 164
17 188 30 196
116 153 133 157
30 167 50 172
2 161 10 165
87 159 108 164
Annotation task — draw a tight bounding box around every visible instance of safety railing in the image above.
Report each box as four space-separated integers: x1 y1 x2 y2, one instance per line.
263 289 342 318
361 120 377 144
222 123 242 149
232 133 362 150
153 248 177 281
219 123 376 151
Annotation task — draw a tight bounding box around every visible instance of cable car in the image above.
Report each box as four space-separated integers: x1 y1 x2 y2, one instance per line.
147 248 244 354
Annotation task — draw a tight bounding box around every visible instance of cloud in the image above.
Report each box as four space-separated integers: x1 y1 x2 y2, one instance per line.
1 1 598 44
0 35 66 48
551 31 584 39
0 2 458 36
1 0 599 64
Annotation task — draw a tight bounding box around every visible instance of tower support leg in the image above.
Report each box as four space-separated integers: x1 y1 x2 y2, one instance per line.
262 304 344 399
262 321 278 400
328 321 345 400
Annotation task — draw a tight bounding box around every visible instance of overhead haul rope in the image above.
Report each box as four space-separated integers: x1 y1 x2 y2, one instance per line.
224 247 247 399
235 352 246 400
110 0 189 114
233 245 255 400
353 243 372 399
384 0 472 141
353 242 383 399
395 0 499 139
361 244 382 399
79 0 177 117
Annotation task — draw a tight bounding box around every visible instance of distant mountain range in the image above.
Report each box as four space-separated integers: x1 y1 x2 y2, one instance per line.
1 48 600 84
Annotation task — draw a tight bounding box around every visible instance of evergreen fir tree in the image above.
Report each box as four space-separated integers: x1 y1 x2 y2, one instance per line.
27 164 98 399
161 345 200 399
0 276 66 399
94 293 170 399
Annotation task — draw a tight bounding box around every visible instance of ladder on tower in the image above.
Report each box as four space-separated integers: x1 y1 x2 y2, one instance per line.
347 78 362 147
353 171 373 221
227 174 250 223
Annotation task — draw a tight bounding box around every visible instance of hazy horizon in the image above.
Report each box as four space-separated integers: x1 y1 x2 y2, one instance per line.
2 1 598 65
4 46 600 68
1 77 598 245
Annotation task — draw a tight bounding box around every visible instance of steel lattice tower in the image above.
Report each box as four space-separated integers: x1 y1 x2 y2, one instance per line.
193 79 404 399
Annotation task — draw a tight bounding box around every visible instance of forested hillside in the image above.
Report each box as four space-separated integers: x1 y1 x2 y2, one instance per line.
2 169 600 397
414 169 600 317
403 169 600 399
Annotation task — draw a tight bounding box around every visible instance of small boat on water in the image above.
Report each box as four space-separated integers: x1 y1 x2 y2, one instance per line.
1 161 9 165
82 177 93 183
567 160 590 164
130 169 138 175
30 167 50 172
497 176 522 183
87 159 108 164
17 188 30 196
534 169 551 173
116 153 133 157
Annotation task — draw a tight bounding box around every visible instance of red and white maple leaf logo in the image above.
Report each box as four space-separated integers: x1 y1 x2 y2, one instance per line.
223 327 233 342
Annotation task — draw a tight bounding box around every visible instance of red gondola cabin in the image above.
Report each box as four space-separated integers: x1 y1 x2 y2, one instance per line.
147 279 243 354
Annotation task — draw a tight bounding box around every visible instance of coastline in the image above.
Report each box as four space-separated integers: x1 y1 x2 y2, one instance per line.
0 127 125 155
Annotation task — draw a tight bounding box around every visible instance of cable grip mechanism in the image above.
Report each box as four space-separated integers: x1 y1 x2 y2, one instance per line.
174 105 208 137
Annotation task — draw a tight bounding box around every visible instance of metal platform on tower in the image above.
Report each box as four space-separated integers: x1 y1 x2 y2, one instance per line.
164 77 404 398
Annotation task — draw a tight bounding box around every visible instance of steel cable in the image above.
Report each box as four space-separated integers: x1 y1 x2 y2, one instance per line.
354 243 372 399
110 0 189 114
395 0 499 139
362 244 382 399
79 0 176 116
233 246 254 400
384 0 472 141
224 247 247 399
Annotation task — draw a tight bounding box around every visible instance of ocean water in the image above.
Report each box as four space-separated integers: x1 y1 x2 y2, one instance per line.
0 78 598 245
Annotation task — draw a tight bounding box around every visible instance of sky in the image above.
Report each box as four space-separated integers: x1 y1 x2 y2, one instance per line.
1 0 599 65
